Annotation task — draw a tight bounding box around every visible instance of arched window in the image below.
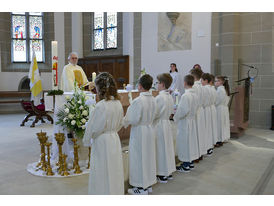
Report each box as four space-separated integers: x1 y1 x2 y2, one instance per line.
92 12 117 50
11 12 44 62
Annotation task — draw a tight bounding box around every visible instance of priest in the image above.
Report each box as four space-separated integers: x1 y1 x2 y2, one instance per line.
60 52 91 92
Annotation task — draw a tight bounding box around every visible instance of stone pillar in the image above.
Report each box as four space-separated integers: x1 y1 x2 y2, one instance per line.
54 12 65 86
133 13 142 85
72 12 83 58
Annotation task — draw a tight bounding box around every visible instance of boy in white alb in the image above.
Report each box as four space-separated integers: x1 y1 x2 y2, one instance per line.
174 75 199 172
124 74 157 195
201 73 214 155
154 73 176 183
209 74 218 147
190 68 207 160
215 76 231 145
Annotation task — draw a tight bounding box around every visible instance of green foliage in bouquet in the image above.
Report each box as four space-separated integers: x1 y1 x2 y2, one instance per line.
47 89 64 96
56 82 89 138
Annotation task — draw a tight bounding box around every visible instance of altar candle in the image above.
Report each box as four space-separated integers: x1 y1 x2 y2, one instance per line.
51 41 58 90
92 72 96 82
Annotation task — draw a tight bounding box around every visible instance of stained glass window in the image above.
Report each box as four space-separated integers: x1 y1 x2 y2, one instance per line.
94 29 104 50
11 12 44 62
29 12 42 16
106 12 117 49
30 40 43 62
92 12 118 50
107 27 117 48
107 12 117 27
12 40 27 62
94 12 104 29
12 15 26 39
29 16 43 39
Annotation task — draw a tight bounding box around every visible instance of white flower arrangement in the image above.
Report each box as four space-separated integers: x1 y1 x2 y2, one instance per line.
71 120 76 125
56 81 90 138
82 110 88 116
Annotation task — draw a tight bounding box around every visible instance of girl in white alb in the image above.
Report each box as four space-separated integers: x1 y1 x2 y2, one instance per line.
83 72 124 195
215 76 231 145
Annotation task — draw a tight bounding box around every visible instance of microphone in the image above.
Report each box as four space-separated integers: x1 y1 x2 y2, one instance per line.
240 63 256 69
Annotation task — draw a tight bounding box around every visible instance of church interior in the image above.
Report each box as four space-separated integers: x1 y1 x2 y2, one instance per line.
1 10 274 197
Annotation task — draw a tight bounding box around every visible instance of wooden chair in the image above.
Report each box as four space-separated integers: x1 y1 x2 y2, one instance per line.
20 99 53 128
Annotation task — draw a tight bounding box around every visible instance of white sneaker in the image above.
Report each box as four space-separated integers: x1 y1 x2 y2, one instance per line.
147 187 152 193
157 176 168 183
128 187 148 195
176 165 190 173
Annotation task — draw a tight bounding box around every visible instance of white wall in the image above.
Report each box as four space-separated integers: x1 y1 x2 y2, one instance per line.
141 12 212 81
122 12 134 84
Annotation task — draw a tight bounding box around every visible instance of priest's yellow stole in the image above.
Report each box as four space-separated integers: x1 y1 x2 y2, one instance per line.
73 70 84 87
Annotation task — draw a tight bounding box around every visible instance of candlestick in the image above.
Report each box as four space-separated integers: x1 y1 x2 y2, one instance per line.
45 142 54 176
51 41 58 90
72 138 82 174
61 154 70 176
92 72 96 82
36 131 48 171
54 132 65 174
87 146 91 169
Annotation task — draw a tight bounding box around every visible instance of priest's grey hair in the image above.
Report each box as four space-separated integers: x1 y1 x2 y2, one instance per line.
68 52 78 60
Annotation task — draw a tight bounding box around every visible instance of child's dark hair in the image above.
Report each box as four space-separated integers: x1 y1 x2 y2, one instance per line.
216 76 230 96
193 64 201 70
95 72 120 101
139 74 153 91
184 74 194 87
169 63 178 73
201 73 212 83
157 73 173 89
190 68 203 80
209 74 215 84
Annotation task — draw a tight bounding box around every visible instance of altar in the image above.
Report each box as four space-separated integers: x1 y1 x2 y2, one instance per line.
44 89 159 142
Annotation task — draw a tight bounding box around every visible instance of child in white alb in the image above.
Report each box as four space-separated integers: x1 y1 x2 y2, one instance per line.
154 73 176 183
174 75 199 172
124 74 157 195
215 76 231 145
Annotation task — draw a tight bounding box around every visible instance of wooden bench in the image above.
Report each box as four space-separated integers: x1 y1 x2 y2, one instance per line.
0 91 31 104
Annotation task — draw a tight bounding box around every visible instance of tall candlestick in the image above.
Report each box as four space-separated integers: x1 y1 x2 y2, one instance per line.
92 72 96 82
51 41 58 90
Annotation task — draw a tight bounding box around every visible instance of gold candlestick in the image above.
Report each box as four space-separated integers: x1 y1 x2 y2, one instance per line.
72 138 82 174
36 130 48 171
61 154 70 176
87 146 91 169
55 132 65 174
45 142 54 176
123 83 126 90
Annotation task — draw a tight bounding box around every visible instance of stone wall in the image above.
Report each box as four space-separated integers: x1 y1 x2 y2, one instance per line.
211 12 274 129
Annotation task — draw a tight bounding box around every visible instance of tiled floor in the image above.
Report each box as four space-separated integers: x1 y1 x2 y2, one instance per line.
0 114 274 195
